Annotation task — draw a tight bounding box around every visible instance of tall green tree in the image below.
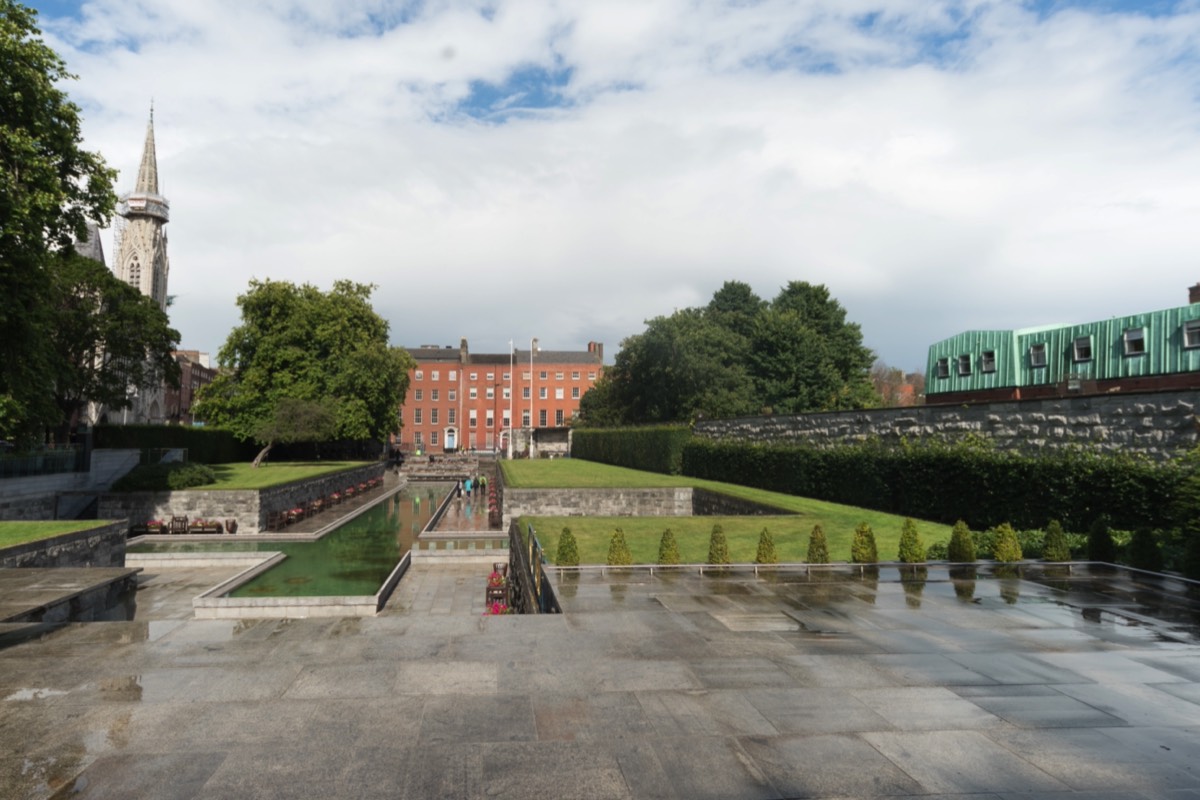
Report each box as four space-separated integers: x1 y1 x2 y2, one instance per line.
1 2 117 442
578 280 874 426
581 308 756 425
46 252 180 439
705 279 765 339
194 280 413 465
752 281 876 412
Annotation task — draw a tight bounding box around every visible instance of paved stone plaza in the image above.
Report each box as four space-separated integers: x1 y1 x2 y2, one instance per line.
1 562 1199 799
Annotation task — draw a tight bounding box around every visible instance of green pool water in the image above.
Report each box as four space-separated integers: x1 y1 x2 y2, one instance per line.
129 483 453 597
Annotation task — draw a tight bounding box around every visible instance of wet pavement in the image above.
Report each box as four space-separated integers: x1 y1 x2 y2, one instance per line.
1 563 1199 799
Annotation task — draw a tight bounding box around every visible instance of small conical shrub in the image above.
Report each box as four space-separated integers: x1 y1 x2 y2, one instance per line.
991 522 1023 563
851 522 877 564
657 528 681 565
606 528 633 566
707 523 731 565
1127 527 1164 572
755 527 778 564
898 518 924 563
807 524 830 564
1088 515 1117 563
947 520 976 563
1042 520 1071 562
556 526 579 566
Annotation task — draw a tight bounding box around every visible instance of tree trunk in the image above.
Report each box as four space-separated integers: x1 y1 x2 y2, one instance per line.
252 442 273 468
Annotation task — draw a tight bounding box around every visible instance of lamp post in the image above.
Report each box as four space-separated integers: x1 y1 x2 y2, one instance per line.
529 337 538 458
507 341 514 459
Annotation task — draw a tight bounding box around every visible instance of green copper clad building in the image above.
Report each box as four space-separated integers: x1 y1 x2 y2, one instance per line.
926 288 1200 404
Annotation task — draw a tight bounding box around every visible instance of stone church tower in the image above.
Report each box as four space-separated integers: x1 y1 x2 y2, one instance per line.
96 109 171 424
114 110 170 311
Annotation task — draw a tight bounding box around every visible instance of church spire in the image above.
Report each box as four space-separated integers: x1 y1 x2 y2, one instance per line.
134 104 159 195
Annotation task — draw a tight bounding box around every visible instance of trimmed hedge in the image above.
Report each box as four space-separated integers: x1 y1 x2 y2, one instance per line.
94 425 255 464
571 426 692 475
682 438 1179 533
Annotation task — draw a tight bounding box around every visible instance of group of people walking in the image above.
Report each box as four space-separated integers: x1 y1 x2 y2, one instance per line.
456 473 487 498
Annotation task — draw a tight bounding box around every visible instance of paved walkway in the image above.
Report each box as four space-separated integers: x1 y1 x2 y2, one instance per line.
2 560 1199 799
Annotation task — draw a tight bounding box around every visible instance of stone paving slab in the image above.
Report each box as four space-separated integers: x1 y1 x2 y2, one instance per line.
0 567 139 623
2 564 1200 799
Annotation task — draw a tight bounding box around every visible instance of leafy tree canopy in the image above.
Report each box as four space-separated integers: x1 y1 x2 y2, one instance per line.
47 252 180 437
1 1 117 442
194 280 414 462
578 280 875 426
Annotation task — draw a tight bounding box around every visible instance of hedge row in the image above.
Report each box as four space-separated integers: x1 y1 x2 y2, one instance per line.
681 438 1181 533
93 425 256 464
571 426 691 475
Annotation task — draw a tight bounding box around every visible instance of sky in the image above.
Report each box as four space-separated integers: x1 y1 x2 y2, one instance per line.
26 0 1200 371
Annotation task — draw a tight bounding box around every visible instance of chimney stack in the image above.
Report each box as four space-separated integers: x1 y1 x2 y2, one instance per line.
1190 284 1200 304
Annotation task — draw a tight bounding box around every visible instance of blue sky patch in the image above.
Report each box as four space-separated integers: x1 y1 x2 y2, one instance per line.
457 63 574 122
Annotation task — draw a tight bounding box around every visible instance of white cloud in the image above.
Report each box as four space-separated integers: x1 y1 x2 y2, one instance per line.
29 0 1200 370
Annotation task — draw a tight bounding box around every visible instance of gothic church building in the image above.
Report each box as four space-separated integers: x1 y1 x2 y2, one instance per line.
87 110 172 425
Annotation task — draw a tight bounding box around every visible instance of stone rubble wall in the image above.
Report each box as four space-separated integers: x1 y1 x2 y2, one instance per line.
695 390 1200 460
0 521 127 568
98 463 385 534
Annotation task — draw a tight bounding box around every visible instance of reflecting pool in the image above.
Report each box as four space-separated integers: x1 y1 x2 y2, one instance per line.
129 483 451 596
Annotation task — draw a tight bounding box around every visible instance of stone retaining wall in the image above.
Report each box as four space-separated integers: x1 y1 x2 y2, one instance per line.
98 463 385 534
695 389 1200 460
504 487 692 524
0 521 127 568
502 486 793 526
691 488 791 516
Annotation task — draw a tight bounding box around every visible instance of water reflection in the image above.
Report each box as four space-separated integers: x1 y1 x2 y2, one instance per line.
900 566 928 609
950 566 977 602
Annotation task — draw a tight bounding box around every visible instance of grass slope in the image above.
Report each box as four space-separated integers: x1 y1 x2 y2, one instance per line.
502 459 954 564
0 521 108 548
202 461 372 490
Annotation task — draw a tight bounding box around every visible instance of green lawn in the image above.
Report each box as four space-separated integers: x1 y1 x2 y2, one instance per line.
0 521 109 548
503 459 955 564
201 461 372 490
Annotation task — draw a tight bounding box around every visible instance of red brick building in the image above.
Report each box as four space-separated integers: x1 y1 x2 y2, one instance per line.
398 339 603 455
163 350 218 425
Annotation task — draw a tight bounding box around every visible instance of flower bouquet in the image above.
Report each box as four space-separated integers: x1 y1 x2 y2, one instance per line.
487 570 506 588
484 600 512 615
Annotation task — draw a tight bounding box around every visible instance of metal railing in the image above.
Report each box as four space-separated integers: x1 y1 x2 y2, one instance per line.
0 446 88 479
508 521 560 614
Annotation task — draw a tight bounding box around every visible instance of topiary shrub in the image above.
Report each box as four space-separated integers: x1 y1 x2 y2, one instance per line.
947 520 976 563
110 462 217 492
1042 520 1071 562
1088 515 1117 563
707 523 731 565
991 522 1023 563
1127 527 1164 572
606 528 633 566
556 527 580 567
755 527 778 564
657 528 681 565
850 522 877 564
898 518 924 563
807 524 830 564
